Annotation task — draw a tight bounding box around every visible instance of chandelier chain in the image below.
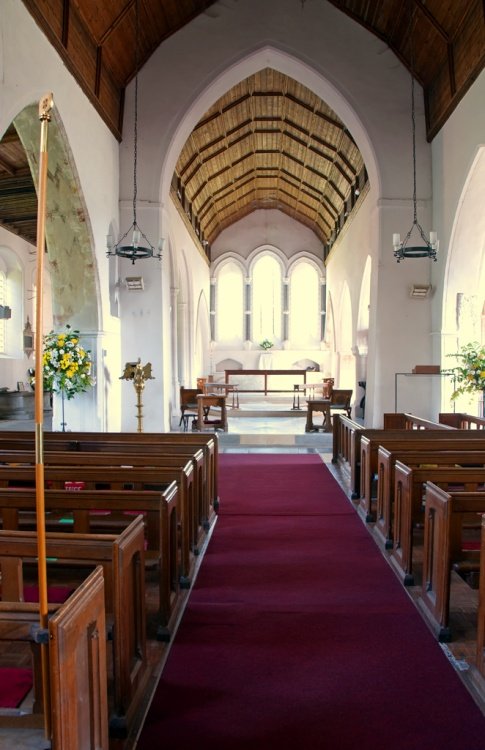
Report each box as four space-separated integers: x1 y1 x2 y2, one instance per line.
132 0 139 227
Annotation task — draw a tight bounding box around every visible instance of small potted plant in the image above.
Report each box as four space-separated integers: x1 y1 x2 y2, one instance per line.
259 339 274 351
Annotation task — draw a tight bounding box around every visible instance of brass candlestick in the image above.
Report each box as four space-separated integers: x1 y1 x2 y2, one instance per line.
120 358 154 432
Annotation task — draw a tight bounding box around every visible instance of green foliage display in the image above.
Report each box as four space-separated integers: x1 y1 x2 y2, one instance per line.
445 341 485 400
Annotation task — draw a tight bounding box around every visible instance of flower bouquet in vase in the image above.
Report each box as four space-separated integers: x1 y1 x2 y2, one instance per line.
38 325 95 430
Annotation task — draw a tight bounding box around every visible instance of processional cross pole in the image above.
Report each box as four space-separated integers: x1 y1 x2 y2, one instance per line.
34 91 54 740
120 358 155 432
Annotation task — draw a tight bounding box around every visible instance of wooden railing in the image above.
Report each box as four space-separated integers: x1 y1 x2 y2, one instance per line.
439 412 485 430
383 413 454 430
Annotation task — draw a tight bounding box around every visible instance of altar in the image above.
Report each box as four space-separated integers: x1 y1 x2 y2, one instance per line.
224 369 320 396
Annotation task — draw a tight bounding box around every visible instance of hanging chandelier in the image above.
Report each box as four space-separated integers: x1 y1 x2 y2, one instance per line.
393 29 439 263
107 0 162 265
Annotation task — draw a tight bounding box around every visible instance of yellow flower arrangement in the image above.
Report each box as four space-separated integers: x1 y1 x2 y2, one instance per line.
37 325 95 400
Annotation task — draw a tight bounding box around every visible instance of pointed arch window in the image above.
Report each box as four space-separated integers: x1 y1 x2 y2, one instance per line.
252 255 282 343
216 261 244 344
289 262 319 346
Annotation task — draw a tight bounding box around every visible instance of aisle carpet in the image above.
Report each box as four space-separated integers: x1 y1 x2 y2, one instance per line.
137 454 485 749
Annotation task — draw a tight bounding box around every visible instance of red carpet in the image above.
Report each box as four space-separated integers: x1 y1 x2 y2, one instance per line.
137 454 485 749
0 668 33 707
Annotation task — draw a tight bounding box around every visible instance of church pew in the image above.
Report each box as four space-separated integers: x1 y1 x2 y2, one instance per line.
0 431 219 515
0 516 147 736
0 484 181 639
417 483 485 642
331 415 362 497
383 413 456 430
0 462 195 582
476 515 485 676
331 415 455 502
0 566 109 749
359 432 485 522
390 463 485 586
0 447 208 558
375 446 485 549
439 413 485 430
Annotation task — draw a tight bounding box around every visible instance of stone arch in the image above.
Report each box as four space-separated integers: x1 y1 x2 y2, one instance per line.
13 104 99 331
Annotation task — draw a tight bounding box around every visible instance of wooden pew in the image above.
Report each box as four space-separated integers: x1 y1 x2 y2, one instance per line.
359 432 485 522
0 566 109 749
383 413 456 430
375 446 485 549
0 484 181 640
0 447 208 559
0 461 195 583
331 414 454 502
417 483 485 642
440 413 485 430
0 430 219 518
331 415 363 498
0 517 147 737
476 515 485 676
390 463 485 586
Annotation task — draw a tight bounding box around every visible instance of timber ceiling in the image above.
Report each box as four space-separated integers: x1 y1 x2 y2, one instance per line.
174 68 366 247
0 0 483 248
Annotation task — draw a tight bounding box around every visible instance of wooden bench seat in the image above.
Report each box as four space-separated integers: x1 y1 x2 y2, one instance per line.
331 415 456 501
0 517 147 736
389 463 485 587
359 432 485 522
417 483 485 642
476 515 485 677
0 484 181 640
375 447 485 549
0 461 195 581
0 430 219 518
0 447 209 559
439 413 485 430
383 413 456 430
0 566 109 748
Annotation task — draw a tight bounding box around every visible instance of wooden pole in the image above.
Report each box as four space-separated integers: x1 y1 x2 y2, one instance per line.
34 91 54 741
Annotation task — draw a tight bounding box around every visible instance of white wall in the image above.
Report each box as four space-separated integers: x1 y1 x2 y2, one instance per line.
211 210 324 264
127 0 434 426
0 0 122 430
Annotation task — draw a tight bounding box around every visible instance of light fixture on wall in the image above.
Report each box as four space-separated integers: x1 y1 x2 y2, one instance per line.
125 276 144 291
393 25 439 263
409 284 432 298
106 0 163 266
